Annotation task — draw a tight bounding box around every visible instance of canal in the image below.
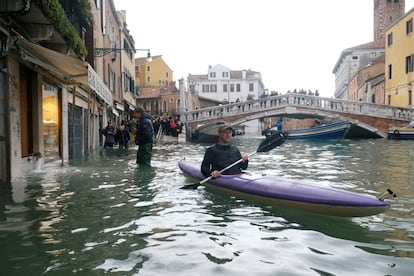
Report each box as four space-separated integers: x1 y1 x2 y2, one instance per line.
0 135 413 275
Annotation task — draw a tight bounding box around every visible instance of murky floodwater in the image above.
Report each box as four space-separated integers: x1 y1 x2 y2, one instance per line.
1 135 413 275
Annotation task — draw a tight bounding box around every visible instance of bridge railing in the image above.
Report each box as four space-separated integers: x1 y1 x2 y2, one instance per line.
183 93 414 123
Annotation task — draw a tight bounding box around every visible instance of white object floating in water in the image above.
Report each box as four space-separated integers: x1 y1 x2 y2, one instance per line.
71 228 88 234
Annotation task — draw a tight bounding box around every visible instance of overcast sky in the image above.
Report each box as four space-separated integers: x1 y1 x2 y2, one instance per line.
114 0 414 97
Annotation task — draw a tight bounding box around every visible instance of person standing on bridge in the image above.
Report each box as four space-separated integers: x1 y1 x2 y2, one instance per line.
201 124 248 178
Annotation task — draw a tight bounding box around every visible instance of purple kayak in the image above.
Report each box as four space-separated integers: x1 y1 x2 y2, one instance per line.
178 160 392 217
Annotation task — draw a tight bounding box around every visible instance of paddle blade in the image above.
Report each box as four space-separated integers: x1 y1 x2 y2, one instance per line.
257 132 287 153
180 182 201 189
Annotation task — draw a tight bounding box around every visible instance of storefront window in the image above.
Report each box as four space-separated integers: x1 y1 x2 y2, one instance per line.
42 84 60 159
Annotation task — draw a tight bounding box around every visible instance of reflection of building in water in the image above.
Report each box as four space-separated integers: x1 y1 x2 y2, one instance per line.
42 85 60 160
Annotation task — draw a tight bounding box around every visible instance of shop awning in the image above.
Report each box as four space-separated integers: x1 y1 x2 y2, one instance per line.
16 36 88 84
112 108 119 117
115 102 124 111
14 36 113 106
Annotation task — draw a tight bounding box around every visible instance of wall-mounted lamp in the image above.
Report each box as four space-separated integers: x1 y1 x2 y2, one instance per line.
408 83 412 91
94 48 151 61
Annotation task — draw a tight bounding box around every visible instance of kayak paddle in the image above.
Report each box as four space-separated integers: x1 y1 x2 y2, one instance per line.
181 132 287 190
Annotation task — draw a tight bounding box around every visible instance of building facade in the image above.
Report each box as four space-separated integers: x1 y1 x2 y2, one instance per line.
0 0 137 181
187 64 265 106
135 55 188 117
348 54 386 103
0 0 98 181
135 55 173 89
333 0 405 100
117 10 137 120
134 56 199 117
374 0 406 41
136 82 180 117
101 0 123 121
385 7 414 106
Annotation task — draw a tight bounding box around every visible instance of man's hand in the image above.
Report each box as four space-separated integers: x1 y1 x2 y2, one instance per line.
211 170 221 178
241 153 248 161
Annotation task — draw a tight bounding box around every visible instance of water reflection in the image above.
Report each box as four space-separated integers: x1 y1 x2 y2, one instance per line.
194 185 380 244
0 181 12 222
0 139 413 275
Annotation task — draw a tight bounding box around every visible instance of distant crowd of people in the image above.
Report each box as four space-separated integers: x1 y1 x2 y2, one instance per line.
102 116 183 148
101 112 184 166
101 120 131 149
153 116 184 137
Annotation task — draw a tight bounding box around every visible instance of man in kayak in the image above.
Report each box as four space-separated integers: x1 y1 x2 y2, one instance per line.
201 124 248 178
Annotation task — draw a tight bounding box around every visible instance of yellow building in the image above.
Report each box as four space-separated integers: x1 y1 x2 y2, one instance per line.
385 8 414 107
135 55 173 90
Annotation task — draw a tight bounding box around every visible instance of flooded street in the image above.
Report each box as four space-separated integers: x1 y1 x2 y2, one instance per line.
1 136 414 275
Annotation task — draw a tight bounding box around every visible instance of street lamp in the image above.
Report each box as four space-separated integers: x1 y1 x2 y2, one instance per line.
94 48 152 61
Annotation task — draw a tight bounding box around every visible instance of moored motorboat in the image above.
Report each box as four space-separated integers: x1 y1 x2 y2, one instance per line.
263 120 351 140
388 121 414 139
178 160 394 217
191 121 227 143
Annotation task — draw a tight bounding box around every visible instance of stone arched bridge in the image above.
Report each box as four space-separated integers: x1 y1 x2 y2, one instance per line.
182 94 414 138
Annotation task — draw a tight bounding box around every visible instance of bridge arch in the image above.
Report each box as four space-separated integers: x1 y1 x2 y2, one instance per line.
183 94 414 138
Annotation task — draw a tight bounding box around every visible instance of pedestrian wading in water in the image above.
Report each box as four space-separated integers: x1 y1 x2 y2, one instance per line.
133 107 154 166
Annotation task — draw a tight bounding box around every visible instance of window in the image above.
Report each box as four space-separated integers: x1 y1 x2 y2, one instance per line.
406 54 414 73
210 84 217 92
202 84 209 92
108 66 115 92
236 83 241 92
147 76 151 83
123 72 134 92
166 72 169 78
222 72 229 78
230 84 234 92
407 18 413 35
110 41 116 60
130 78 135 93
388 64 392 79
209 72 216 78
123 39 133 59
249 83 254 92
223 84 228 92
387 32 393 46
189 84 195 93
147 66 151 72
409 89 412 106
